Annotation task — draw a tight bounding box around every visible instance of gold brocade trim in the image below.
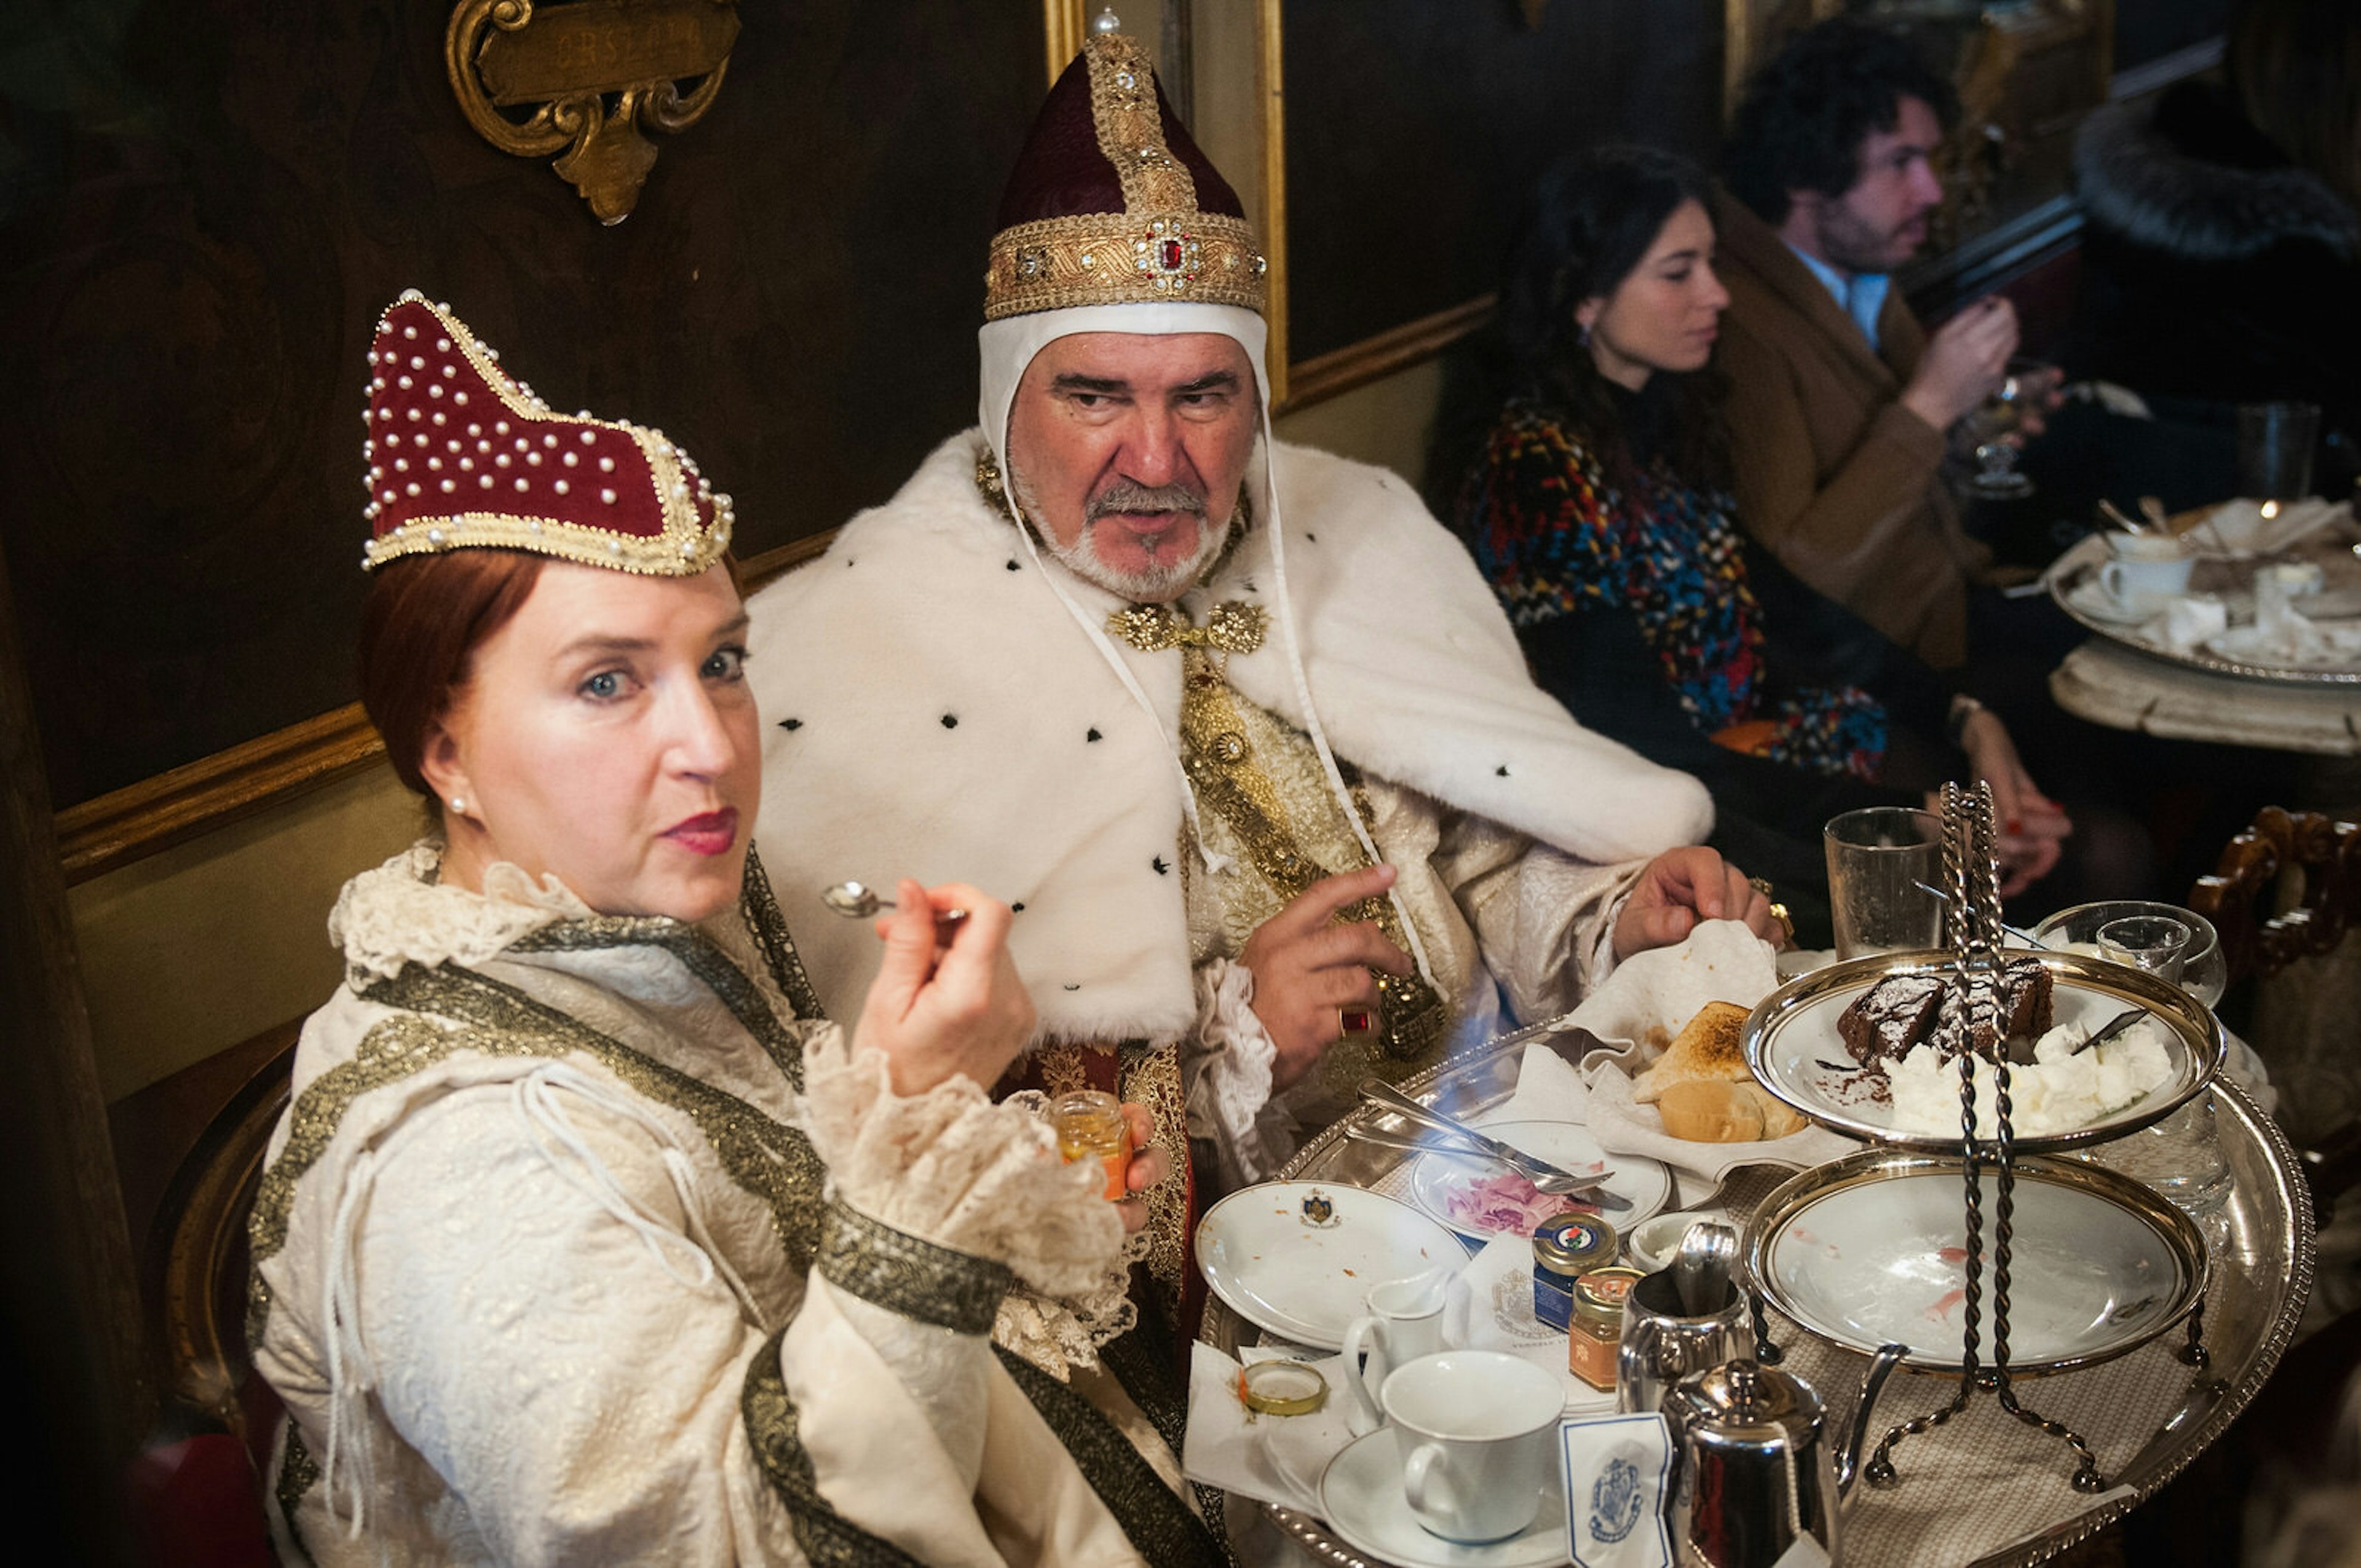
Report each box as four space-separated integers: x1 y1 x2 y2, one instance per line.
737 847 827 1030
1178 653 1449 1063
986 211 1266 319
1090 33 1196 215
362 293 732 577
740 1324 1226 1568
275 1420 321 1566
817 1199 1013 1334
247 958 825 1343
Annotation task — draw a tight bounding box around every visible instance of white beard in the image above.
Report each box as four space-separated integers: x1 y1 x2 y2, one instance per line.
1011 471 1233 601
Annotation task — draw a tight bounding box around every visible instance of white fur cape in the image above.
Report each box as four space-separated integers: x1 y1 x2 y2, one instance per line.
745 431 1713 1039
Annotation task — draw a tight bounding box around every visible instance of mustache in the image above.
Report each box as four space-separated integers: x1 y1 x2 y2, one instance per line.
1087 479 1206 521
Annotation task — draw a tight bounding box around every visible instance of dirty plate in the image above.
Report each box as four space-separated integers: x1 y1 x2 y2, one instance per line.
1196 1183 1467 1351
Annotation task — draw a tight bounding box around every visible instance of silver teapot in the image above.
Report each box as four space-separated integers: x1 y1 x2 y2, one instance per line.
1659 1346 1907 1567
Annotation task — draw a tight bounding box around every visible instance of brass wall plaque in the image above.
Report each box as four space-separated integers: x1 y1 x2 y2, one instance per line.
446 0 740 224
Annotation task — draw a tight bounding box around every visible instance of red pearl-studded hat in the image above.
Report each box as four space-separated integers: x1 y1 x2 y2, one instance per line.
359 291 732 575
982 25 1265 321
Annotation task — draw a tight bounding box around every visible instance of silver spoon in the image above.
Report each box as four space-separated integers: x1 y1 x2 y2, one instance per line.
1673 1221 1739 1316
820 881 970 929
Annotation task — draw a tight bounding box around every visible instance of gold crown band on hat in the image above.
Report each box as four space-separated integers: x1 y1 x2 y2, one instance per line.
983 32 1266 321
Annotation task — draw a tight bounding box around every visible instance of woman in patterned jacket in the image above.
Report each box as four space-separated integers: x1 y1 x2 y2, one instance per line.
1450 148 2070 942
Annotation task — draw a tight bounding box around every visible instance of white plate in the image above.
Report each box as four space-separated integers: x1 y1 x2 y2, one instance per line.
1196 1183 1468 1351
1405 1121 1672 1242
1318 1428 1570 1568
1746 951 2223 1153
1750 1151 2207 1372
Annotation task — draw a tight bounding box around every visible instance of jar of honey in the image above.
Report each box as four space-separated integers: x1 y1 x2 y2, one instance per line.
1050 1090 1131 1200
1568 1265 1644 1390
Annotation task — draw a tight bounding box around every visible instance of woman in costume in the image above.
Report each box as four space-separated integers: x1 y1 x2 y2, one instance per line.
1449 148 2072 942
250 292 1214 1566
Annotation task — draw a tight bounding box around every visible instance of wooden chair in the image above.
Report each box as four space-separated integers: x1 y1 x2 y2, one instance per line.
2190 806 2361 1211
129 1043 295 1564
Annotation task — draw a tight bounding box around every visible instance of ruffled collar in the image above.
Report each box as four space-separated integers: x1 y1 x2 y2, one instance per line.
328 840 596 982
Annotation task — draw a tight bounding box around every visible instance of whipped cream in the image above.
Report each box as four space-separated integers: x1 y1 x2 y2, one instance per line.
1885 1018 2174 1137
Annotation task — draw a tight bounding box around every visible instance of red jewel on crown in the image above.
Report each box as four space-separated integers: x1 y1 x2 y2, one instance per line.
1133 217 1200 291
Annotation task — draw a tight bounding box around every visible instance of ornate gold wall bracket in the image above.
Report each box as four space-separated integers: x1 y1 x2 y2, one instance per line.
446 0 740 224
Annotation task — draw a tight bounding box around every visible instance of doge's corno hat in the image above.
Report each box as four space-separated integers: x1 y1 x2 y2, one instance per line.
359 291 731 577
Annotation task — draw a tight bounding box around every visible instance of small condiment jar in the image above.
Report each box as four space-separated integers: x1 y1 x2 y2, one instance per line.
1531 1211 1618 1331
1569 1266 1645 1390
1049 1090 1132 1200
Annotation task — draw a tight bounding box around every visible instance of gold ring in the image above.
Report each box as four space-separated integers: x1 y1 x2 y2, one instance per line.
1337 1004 1375 1042
1238 1358 1328 1416
1747 878 1795 943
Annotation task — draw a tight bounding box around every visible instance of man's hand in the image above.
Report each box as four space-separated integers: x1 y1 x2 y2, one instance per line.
1113 1101 1171 1237
1613 847 1786 958
1900 295 2019 433
1240 865 1414 1092
1938 711 2071 897
851 880 1036 1096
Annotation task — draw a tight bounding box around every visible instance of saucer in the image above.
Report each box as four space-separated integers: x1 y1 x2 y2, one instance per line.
2063 573 2169 626
1318 1428 1570 1568
1196 1183 1468 1350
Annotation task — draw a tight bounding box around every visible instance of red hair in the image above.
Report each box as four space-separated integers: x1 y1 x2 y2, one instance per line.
358 551 547 795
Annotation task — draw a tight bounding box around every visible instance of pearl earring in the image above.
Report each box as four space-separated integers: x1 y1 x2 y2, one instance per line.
449 797 465 814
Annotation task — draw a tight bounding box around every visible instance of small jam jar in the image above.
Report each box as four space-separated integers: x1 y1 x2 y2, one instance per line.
1049 1090 1132 1200
1530 1212 1618 1331
1568 1265 1644 1390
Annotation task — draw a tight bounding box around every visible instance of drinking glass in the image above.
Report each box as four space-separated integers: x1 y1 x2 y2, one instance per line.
2237 401 2319 501
2082 913 2229 1244
1823 807 1944 959
1969 360 2049 500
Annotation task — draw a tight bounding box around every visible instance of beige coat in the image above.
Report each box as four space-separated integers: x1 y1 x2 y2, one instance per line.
1713 191 1988 669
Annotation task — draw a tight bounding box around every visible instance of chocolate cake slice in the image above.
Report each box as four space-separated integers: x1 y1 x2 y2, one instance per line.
1838 974 1945 1066
1838 960 2056 1070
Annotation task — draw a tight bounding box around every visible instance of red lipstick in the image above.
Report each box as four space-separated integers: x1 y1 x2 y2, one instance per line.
664 807 738 857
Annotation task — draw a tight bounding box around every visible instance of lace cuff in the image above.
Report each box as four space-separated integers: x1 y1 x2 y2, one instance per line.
1182 958 1302 1189
796 1030 1123 1299
817 1199 1013 1334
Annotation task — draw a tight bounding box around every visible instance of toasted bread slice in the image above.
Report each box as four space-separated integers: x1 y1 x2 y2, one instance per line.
1632 999 1752 1105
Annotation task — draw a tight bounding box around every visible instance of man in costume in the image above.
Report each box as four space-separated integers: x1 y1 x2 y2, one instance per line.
1714 20 2018 671
746 25 1779 1323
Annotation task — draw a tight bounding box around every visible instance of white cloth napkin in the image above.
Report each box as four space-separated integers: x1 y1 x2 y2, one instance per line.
1560 1412 1676 1568
1441 1232 1618 1413
1181 1342 1363 1514
1577 1058 1859 1184
1564 921 1781 1059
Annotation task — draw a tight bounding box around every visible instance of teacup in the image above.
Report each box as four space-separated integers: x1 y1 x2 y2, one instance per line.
1340 1273 1450 1431
1381 1351 1564 1543
2099 533 2194 613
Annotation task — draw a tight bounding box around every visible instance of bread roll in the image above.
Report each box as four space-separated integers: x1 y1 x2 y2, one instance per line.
1632 1000 1752 1105
1655 1080 1808 1143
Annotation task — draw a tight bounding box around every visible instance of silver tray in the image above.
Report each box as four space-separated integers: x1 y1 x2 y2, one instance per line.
1204 1038 2313 1568
1744 1149 2208 1374
2048 527 2361 686
1742 950 2225 1154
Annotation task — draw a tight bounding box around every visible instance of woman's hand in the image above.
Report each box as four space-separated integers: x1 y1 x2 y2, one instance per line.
850 879 1035 1097
1114 1101 1171 1237
1934 712 2072 897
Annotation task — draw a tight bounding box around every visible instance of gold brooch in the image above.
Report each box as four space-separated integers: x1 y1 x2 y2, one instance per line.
1105 601 1268 653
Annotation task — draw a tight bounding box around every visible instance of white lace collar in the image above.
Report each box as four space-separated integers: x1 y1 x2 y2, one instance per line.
329 840 596 981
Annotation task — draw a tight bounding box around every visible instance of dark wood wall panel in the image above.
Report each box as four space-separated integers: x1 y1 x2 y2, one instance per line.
0 0 1040 807
1281 0 1723 366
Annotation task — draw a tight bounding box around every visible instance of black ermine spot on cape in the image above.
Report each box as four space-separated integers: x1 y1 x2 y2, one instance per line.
941 714 959 729
1011 902 1026 912
1496 765 1510 776
1152 856 1170 875
1006 559 1021 571
1304 533 1316 543
1086 727 1102 743
1062 983 1081 991
779 718 802 731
